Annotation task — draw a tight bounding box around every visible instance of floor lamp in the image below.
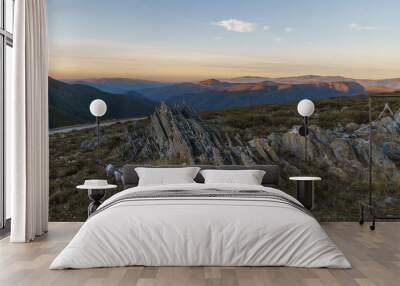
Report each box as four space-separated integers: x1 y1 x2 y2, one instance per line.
89 99 107 164
297 99 315 163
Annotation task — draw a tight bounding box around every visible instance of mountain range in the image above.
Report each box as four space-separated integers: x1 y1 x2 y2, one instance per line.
66 78 169 94
66 75 400 98
52 74 400 127
49 77 157 128
134 75 399 111
166 79 365 111
224 75 400 90
139 82 213 102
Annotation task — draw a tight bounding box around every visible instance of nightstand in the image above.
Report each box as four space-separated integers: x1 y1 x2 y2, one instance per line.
289 176 321 210
77 180 117 217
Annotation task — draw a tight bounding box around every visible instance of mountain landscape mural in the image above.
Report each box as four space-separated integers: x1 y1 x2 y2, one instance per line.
48 0 400 221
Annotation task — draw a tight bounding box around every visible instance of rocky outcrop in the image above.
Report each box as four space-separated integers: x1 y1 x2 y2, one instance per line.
117 103 252 165
149 103 220 163
112 102 400 189
264 112 400 186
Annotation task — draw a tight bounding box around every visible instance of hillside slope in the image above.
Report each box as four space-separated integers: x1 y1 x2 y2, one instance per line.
140 82 213 102
67 78 168 93
49 77 157 128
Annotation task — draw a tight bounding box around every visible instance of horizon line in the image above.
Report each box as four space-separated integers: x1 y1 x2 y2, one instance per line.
48 73 400 83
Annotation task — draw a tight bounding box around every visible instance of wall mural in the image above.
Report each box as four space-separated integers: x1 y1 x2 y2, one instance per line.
48 0 400 221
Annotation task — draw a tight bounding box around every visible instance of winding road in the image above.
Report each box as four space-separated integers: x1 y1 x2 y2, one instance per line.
49 117 148 135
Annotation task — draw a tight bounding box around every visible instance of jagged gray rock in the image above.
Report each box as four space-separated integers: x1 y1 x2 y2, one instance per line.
117 103 248 165
383 141 400 161
111 102 400 189
149 103 225 164
80 136 109 150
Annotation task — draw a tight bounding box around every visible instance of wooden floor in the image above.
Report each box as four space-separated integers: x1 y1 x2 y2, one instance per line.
0 222 399 286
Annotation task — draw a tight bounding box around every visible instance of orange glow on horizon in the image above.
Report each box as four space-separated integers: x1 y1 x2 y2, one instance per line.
49 44 400 81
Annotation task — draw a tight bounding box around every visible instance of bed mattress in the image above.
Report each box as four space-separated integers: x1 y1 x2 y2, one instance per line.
50 183 350 269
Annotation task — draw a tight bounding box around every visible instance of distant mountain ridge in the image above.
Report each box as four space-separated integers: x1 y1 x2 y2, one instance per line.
140 82 213 102
49 77 157 128
130 75 400 105
64 75 400 97
224 75 400 89
166 79 365 111
52 74 400 127
66 78 170 94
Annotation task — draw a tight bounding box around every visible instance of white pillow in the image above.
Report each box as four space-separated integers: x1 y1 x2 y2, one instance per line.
135 167 200 186
200 169 266 185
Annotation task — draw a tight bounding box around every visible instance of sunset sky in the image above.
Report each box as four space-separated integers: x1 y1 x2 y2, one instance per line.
48 0 400 82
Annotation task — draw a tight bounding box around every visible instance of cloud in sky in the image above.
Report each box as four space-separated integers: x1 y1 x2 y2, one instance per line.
273 37 283 43
263 25 270 31
350 23 377 31
215 19 256 33
284 27 294 33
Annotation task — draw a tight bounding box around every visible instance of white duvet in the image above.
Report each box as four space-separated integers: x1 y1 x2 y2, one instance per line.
50 183 351 269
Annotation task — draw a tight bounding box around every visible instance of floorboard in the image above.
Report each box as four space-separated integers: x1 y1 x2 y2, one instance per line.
0 222 399 286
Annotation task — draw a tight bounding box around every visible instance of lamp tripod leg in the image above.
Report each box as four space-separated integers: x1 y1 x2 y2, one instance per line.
304 116 308 163
96 117 100 164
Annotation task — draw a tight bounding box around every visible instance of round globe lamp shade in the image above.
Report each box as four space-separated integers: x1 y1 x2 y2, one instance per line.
297 99 315 117
90 99 107 117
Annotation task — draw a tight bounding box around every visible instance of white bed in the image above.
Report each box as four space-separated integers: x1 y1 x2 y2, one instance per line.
50 183 351 269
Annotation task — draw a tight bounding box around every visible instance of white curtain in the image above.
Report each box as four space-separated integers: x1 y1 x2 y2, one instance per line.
7 0 49 242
